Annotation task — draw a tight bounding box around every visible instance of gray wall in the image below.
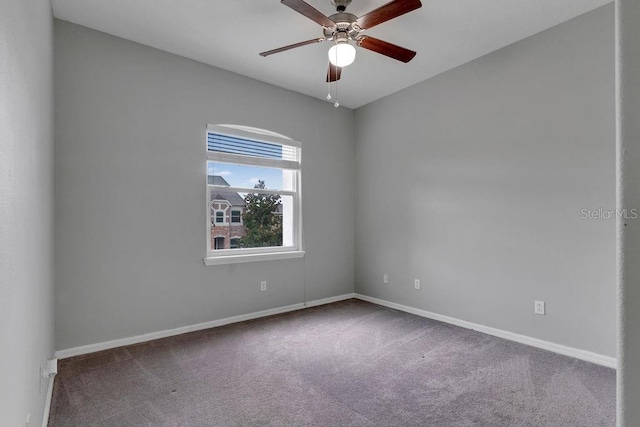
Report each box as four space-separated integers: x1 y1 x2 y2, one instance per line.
55 5 617 360
617 0 640 423
0 0 55 425
54 21 354 350
354 5 616 357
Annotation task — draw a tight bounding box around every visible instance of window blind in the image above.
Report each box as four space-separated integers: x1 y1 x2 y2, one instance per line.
206 125 301 170
207 133 284 160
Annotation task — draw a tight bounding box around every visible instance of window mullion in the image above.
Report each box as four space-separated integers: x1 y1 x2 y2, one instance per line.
209 185 295 197
207 151 299 170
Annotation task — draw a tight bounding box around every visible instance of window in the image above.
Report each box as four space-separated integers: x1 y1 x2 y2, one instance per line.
231 210 241 224
205 124 304 265
214 237 225 250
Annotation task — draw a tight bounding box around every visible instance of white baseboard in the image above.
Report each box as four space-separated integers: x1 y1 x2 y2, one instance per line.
354 293 617 369
54 292 616 369
54 293 355 359
42 374 55 427
304 293 355 308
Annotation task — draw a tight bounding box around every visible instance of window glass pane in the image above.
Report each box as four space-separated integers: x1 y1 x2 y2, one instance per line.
231 210 241 223
207 161 294 191
209 193 293 250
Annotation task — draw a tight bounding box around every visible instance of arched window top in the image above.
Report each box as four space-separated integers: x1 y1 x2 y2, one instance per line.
207 124 300 151
215 124 292 141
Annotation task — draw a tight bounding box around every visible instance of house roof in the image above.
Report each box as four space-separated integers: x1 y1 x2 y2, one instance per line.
208 175 230 186
209 175 245 207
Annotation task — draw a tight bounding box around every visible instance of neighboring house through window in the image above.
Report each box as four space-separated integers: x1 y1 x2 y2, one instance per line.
209 175 245 247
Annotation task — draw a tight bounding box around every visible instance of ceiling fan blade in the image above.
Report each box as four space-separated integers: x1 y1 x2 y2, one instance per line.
326 63 342 82
281 0 335 28
355 0 422 30
259 38 325 57
357 36 416 63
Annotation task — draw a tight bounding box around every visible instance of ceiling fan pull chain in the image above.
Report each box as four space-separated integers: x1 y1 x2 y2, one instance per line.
334 45 340 108
334 74 340 107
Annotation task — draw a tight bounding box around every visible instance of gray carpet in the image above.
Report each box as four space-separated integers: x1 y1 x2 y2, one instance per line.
49 299 615 426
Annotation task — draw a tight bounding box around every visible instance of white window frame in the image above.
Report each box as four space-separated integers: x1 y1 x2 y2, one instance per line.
204 124 305 265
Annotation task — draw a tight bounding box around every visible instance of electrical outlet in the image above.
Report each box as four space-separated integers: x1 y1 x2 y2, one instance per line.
383 274 388 284
414 279 421 290
260 281 267 291
534 300 545 315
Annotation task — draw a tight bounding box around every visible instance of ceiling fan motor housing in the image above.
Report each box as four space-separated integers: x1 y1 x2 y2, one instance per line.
331 0 352 12
323 12 360 41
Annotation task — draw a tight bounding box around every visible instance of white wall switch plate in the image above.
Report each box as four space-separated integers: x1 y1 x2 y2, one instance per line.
414 279 421 290
534 300 545 315
260 281 267 291
383 274 388 284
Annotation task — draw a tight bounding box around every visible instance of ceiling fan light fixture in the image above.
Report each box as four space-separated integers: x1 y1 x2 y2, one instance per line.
328 42 356 67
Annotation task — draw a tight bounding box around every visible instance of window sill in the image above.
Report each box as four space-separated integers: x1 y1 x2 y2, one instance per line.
203 250 305 266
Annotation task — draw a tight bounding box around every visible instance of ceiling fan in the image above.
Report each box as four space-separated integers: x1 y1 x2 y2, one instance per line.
259 0 422 82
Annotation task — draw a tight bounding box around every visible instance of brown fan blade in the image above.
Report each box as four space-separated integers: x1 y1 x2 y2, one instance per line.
281 0 335 28
355 0 422 30
259 38 325 57
326 63 342 82
357 36 416 63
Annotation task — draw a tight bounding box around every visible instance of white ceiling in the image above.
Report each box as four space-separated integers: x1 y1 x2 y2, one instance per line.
52 0 610 109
